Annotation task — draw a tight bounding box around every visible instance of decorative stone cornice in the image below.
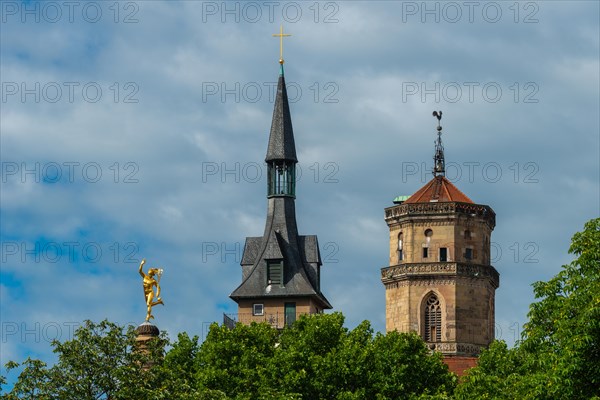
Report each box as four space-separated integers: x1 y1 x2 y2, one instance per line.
385 279 456 289
381 262 499 289
385 202 495 229
427 341 483 356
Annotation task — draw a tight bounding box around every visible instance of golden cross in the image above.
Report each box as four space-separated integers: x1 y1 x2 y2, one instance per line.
272 25 291 64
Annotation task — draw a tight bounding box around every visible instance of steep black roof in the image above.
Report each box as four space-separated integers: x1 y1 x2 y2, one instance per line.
230 197 331 309
265 67 297 163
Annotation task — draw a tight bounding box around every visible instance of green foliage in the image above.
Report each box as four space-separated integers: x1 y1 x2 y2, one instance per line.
270 313 367 399
151 332 203 398
1 320 163 399
195 321 279 398
3 359 52 399
457 218 600 400
2 314 455 399
454 341 538 400
370 330 455 399
523 218 600 398
193 312 454 400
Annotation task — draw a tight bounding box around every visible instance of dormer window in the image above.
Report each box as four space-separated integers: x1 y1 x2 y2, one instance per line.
267 260 283 286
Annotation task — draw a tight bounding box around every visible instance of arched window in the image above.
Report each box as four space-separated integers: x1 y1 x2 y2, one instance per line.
424 229 433 241
423 229 433 259
397 232 403 262
424 294 442 342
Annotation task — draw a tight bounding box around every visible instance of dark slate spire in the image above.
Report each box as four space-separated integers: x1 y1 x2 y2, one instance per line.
230 60 331 311
265 66 298 163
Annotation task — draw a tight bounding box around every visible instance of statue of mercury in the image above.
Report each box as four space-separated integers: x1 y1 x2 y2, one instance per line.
139 259 164 322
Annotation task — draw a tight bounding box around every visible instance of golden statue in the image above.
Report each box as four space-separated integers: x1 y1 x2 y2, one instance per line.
139 259 164 322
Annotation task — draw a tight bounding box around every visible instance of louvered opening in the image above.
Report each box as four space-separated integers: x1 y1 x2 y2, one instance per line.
424 294 442 342
267 260 283 286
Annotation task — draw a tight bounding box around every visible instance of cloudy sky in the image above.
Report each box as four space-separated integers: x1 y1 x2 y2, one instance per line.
1 0 598 383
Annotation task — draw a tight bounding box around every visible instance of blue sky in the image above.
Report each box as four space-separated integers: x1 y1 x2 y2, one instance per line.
1 0 599 383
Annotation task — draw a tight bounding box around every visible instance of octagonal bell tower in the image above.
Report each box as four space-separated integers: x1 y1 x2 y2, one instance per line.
381 112 499 373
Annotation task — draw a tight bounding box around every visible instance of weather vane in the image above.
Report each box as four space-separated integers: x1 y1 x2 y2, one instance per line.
272 25 291 64
138 259 164 322
432 111 445 177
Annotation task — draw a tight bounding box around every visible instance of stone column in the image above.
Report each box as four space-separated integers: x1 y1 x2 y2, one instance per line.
135 321 160 370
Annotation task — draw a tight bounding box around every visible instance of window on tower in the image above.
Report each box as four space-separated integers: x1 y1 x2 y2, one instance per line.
465 248 473 261
253 304 264 316
439 247 448 262
424 294 442 342
464 230 472 240
423 247 429 258
397 232 403 262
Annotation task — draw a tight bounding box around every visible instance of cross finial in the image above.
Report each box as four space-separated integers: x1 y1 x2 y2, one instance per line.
272 25 291 65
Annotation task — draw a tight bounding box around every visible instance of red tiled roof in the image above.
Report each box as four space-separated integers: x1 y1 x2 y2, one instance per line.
404 176 474 204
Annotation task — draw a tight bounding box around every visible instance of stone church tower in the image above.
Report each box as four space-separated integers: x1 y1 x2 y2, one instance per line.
228 58 332 328
381 112 499 372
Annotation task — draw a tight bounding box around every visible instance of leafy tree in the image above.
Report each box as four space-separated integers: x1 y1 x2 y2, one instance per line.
268 312 361 399
3 314 456 399
457 218 600 399
370 330 455 399
3 359 52 400
151 332 200 397
453 340 541 399
195 321 279 398
1 320 164 399
262 312 455 400
523 217 600 398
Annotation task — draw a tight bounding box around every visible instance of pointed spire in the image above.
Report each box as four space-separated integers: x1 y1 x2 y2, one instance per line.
432 111 445 177
265 64 297 163
229 34 332 314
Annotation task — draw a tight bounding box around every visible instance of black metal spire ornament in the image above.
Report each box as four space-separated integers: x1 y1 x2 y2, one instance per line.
432 111 445 177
